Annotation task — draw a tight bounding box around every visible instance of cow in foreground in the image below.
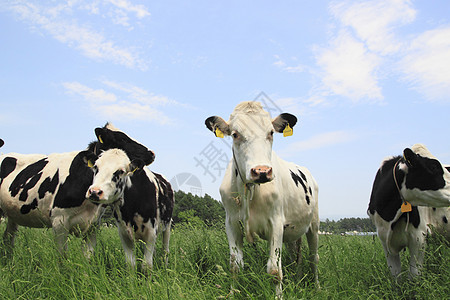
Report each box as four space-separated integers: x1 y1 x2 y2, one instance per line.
368 144 450 278
205 102 319 296
0 123 154 256
86 148 174 271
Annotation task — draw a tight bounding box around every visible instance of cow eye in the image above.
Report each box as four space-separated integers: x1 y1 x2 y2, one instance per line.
232 132 239 139
268 130 274 138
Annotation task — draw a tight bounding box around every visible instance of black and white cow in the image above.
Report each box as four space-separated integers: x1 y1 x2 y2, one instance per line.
368 144 450 278
86 148 174 271
0 123 154 256
205 102 319 296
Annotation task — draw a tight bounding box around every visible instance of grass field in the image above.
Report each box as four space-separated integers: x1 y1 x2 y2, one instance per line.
0 223 448 299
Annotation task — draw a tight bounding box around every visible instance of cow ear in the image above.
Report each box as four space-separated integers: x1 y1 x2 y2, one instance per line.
273 113 298 133
127 159 145 175
83 151 98 168
205 116 230 137
0 139 4 148
403 148 418 168
94 126 114 145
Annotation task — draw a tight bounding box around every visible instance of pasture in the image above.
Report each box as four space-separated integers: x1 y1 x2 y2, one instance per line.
0 223 448 299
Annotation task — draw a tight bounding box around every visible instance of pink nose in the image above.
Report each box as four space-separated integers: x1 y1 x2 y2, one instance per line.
250 166 273 183
88 187 104 201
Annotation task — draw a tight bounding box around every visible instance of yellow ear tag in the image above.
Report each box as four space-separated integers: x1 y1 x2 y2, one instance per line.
98 135 103 144
215 127 224 138
87 160 94 168
401 201 412 213
283 124 293 137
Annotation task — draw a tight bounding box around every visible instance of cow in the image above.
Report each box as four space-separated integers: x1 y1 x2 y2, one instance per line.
0 123 154 257
205 101 319 296
85 148 174 271
368 144 450 279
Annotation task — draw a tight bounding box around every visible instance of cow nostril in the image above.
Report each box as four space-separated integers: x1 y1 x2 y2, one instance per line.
98 190 103 196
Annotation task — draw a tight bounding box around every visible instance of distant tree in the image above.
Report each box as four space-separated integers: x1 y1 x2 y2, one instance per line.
320 217 376 234
172 190 225 227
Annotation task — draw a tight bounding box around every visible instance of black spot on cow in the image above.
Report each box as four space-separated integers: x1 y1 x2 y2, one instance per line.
154 173 174 224
93 123 155 165
121 170 158 231
38 170 59 199
443 216 448 224
390 206 421 230
112 170 124 184
368 156 404 222
290 169 310 205
0 156 17 187
20 198 38 214
235 168 238 178
9 158 48 201
53 150 95 209
403 149 445 191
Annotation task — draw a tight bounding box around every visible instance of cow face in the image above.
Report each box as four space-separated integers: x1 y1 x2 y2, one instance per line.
400 144 450 207
94 123 155 166
205 101 297 184
86 149 144 205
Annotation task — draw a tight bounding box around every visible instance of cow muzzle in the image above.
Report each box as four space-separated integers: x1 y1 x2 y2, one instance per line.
87 187 104 203
250 165 273 183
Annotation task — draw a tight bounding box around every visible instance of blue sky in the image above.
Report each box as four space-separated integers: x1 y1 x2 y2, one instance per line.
1 0 449 220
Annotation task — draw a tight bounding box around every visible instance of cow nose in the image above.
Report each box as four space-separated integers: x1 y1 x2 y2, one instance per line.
250 166 273 183
88 187 104 201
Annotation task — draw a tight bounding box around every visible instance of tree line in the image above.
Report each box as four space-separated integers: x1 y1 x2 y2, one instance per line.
101 189 376 233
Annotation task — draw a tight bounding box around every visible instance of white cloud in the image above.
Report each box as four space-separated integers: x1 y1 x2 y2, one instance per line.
62 81 177 124
63 82 117 103
279 131 357 157
330 0 416 55
273 55 305 73
106 0 150 19
399 26 450 102
5 0 149 70
314 30 383 102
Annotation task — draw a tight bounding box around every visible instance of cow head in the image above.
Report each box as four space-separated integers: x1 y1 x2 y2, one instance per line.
205 101 297 184
86 149 145 204
93 123 155 166
400 144 450 207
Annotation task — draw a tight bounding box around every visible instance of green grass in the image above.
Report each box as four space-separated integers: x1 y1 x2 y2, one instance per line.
0 223 448 299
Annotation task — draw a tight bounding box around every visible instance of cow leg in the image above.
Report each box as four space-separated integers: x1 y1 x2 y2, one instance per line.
52 218 69 255
408 236 426 278
385 252 402 278
117 223 136 269
306 222 319 286
287 237 303 279
267 220 284 297
162 222 171 267
82 228 97 259
142 227 157 272
225 215 244 273
2 219 18 257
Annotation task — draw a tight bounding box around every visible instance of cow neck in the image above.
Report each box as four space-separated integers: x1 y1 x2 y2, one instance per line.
392 158 410 232
232 147 255 243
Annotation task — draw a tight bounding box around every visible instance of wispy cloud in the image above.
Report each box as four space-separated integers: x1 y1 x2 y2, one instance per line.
4 0 149 70
399 26 450 102
63 80 179 124
314 30 383 102
279 130 358 157
273 55 304 73
329 0 416 55
314 0 450 103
